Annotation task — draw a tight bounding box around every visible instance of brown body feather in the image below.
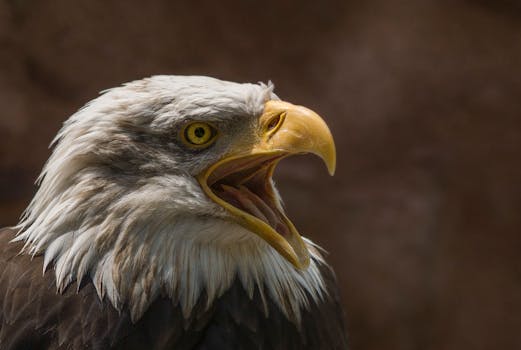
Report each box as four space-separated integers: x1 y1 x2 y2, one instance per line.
0 228 348 349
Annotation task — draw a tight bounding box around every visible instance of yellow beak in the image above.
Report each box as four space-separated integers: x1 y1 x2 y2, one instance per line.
197 100 336 269
255 100 336 175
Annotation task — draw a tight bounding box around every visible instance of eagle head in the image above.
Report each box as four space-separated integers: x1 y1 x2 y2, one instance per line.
15 76 336 322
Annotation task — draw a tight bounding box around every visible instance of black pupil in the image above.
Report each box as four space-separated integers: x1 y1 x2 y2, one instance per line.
194 127 206 138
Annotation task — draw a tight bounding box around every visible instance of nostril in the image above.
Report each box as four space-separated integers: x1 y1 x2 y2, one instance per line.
266 113 285 132
267 116 280 131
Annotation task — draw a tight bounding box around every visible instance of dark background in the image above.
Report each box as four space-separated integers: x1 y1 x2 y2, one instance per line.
1 0 520 349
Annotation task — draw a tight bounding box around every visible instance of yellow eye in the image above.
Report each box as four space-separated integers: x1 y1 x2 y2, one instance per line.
182 122 217 147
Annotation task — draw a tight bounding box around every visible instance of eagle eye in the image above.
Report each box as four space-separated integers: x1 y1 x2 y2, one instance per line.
181 122 217 148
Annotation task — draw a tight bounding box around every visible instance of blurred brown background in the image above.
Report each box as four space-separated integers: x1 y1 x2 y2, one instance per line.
1 0 520 349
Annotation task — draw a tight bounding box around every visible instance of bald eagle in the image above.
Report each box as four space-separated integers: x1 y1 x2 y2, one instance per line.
0 76 348 349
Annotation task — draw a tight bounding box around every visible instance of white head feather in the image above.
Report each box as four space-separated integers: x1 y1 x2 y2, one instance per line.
15 75 328 323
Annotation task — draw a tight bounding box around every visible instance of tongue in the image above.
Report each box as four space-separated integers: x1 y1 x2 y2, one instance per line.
219 184 285 233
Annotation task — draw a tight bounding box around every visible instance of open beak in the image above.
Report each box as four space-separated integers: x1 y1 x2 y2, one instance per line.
197 100 336 269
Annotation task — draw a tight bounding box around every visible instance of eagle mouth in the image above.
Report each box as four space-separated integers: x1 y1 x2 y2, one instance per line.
206 153 290 237
197 151 311 269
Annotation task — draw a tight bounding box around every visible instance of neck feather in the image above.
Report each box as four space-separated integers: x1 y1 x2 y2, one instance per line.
16 212 328 324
